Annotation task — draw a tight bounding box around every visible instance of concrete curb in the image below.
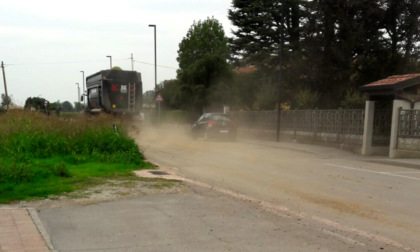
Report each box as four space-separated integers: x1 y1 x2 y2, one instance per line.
28 208 57 252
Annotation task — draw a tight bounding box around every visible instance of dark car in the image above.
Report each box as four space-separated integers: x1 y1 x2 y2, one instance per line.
191 113 237 140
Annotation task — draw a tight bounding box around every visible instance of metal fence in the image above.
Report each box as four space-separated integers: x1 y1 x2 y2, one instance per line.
232 109 366 135
281 109 365 135
398 109 420 138
231 108 395 145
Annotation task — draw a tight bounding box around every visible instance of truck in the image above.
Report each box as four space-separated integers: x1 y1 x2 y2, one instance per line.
84 70 143 115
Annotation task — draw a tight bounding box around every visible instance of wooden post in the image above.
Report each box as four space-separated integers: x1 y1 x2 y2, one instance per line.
1 61 9 111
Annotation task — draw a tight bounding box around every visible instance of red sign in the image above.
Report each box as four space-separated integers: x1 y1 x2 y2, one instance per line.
111 84 119 92
155 93 164 102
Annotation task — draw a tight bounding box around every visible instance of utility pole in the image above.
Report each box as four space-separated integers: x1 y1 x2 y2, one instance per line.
131 53 134 71
75 83 80 104
80 71 85 106
1 61 9 111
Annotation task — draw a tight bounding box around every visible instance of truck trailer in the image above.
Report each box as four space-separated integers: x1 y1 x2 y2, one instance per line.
85 70 143 115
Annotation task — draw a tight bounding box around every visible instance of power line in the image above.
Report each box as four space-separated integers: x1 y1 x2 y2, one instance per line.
5 59 110 67
4 58 178 70
133 60 177 70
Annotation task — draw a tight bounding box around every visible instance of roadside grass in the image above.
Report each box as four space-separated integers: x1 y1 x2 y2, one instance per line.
0 110 153 204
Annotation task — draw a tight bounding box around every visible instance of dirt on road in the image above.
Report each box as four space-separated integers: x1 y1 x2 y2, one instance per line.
133 124 420 252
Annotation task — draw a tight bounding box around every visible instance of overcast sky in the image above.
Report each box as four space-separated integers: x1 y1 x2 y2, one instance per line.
0 0 233 106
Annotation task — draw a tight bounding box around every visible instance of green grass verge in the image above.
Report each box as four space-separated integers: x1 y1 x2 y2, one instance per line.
0 110 153 204
0 157 154 204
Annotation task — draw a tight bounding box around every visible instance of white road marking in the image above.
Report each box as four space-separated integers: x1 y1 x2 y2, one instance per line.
385 171 420 174
322 229 366 247
325 163 420 181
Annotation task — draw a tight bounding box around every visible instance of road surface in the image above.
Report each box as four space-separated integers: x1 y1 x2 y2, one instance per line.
136 125 420 251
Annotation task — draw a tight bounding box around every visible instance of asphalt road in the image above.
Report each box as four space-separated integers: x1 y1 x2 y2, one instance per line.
137 125 420 251
39 184 399 252
36 125 420 251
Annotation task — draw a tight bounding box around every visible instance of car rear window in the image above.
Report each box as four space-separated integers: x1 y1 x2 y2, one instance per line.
210 114 231 121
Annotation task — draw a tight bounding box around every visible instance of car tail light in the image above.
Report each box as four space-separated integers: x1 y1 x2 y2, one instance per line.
208 121 216 126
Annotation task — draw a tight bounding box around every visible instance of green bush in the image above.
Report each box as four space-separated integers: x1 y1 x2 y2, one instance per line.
293 88 320 109
0 160 34 184
0 110 147 203
341 89 367 109
0 111 142 164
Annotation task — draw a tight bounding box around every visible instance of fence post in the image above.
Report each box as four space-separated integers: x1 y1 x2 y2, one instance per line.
313 109 318 143
293 109 297 140
396 107 402 150
389 100 411 158
276 105 281 142
337 108 342 143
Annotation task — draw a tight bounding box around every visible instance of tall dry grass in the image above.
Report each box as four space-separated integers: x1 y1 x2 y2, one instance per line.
0 110 142 164
0 110 147 203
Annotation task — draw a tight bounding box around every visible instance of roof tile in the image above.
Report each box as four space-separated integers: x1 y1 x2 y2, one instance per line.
364 74 420 87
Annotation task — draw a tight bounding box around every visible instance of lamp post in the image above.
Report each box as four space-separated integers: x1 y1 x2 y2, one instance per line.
80 71 85 106
75 83 80 103
149 24 159 123
106 56 112 69
148 24 157 91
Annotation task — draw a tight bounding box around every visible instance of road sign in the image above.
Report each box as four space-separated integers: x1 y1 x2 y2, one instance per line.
155 93 164 102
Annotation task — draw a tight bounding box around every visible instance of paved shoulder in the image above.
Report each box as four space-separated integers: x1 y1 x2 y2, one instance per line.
37 185 401 252
0 208 51 251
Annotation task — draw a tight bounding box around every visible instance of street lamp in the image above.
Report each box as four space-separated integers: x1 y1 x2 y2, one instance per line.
80 71 85 106
149 24 158 123
75 83 80 103
106 56 112 69
148 24 157 91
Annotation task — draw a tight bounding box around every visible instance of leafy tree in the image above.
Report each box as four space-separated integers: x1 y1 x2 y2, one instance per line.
229 0 301 65
229 0 304 109
1 93 13 108
340 89 367 109
232 70 259 110
61 101 74 112
50 101 61 111
142 90 156 107
177 18 230 70
293 88 320 109
177 18 232 113
382 0 420 72
156 79 182 109
24 97 48 110
229 0 420 109
74 102 83 112
111 66 123 71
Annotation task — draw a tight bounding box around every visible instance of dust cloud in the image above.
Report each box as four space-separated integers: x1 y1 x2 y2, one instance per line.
133 123 242 157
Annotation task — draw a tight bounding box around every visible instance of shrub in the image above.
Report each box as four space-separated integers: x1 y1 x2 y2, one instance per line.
0 111 142 163
341 89 367 109
293 88 320 109
0 160 34 184
0 110 147 203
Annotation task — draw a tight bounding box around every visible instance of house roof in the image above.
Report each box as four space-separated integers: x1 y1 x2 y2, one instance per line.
234 66 257 74
360 73 420 94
